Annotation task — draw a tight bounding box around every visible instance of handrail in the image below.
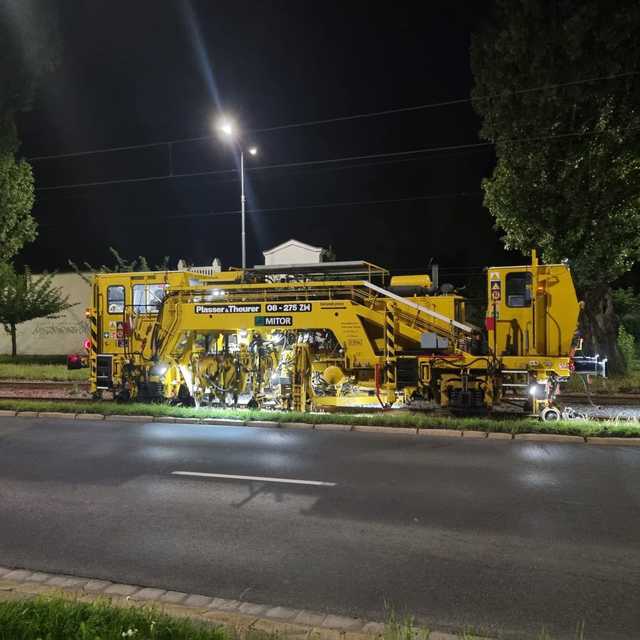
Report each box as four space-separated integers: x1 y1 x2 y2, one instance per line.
153 279 478 356
361 281 477 334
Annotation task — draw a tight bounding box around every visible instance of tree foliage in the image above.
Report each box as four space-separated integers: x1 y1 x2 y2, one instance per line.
0 0 62 261
471 0 640 289
613 287 640 345
69 248 171 284
0 264 73 356
0 115 37 262
0 0 62 114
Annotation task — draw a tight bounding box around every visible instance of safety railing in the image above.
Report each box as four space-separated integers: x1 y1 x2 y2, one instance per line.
152 279 474 355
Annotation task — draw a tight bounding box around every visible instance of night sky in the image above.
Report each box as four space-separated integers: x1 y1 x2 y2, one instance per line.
17 0 521 281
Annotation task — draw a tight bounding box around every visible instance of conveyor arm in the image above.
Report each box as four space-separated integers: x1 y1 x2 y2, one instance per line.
361 281 477 335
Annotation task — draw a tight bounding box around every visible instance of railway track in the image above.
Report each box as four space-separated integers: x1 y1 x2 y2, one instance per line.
0 380 89 389
0 380 90 401
0 396 94 403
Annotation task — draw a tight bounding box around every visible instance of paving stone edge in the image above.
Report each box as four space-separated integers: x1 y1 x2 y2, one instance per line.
0 566 470 640
5 410 640 445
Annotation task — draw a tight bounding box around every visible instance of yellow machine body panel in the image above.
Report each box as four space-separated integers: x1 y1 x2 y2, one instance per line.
485 254 579 378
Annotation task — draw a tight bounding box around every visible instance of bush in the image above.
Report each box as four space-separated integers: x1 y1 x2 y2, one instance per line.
617 325 636 373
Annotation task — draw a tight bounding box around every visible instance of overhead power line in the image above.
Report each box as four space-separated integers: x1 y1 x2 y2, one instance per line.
35 127 622 192
39 191 482 227
27 70 639 163
36 142 491 191
253 70 640 133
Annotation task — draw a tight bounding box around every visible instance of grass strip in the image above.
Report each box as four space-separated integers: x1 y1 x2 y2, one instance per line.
0 363 87 382
0 398 638 438
0 594 588 640
0 355 69 365
0 596 227 640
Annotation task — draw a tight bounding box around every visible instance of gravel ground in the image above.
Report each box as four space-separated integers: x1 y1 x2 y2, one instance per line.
562 402 640 422
0 382 90 400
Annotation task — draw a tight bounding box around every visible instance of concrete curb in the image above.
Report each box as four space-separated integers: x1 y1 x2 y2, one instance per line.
418 428 462 437
488 431 513 440
4 410 640 446
0 565 470 640
586 436 640 445
514 433 585 443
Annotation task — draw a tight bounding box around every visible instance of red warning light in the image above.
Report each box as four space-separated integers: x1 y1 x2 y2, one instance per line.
83 339 91 351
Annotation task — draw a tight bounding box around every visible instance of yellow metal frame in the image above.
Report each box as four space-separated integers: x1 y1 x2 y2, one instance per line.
85 255 580 415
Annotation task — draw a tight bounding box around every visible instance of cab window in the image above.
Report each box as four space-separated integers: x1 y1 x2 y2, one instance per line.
107 285 125 314
133 284 166 314
506 272 532 307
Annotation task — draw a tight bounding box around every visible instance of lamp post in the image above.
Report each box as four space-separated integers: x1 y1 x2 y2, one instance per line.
216 117 258 270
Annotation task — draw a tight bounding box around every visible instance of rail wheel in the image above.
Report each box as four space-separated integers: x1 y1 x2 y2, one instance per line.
540 406 561 421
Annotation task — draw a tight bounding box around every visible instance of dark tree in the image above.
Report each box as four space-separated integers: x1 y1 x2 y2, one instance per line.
471 0 640 372
0 0 61 114
0 0 61 261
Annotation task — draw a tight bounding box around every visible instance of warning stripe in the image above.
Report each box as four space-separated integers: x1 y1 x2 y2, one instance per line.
90 315 98 351
385 307 396 386
89 313 98 390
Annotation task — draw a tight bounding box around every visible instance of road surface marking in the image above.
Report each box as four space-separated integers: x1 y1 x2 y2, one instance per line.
171 471 336 487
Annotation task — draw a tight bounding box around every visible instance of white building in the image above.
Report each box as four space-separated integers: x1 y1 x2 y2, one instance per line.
262 239 323 266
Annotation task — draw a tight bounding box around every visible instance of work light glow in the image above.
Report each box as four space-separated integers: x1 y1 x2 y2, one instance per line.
150 363 168 376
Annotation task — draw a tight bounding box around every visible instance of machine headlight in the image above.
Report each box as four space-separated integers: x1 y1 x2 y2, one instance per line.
529 383 546 397
150 363 168 376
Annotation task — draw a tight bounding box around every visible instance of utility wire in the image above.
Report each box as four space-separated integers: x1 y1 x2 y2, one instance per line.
253 70 640 132
37 146 492 194
36 168 234 191
35 127 621 192
39 191 482 227
27 70 639 162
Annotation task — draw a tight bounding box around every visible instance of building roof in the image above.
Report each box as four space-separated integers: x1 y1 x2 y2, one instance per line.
262 238 323 256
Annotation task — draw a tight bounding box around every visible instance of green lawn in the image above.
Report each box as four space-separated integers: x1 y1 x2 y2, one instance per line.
0 355 69 365
0 596 585 640
0 398 638 438
0 597 227 640
0 362 87 382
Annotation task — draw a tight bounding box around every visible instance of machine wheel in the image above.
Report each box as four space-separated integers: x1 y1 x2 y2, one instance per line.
540 407 561 421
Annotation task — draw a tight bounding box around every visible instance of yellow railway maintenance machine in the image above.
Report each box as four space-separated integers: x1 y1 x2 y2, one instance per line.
84 254 606 420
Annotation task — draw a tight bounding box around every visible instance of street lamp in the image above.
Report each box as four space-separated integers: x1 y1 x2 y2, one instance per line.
215 117 258 270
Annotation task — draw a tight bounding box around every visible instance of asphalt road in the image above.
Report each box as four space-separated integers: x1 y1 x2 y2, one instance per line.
0 418 639 639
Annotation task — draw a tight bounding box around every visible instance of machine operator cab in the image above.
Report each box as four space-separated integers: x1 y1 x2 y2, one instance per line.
485 251 579 362
484 251 606 419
